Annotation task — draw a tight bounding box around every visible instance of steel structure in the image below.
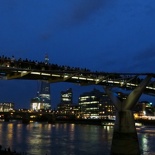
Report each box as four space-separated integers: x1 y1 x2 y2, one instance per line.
1 66 155 95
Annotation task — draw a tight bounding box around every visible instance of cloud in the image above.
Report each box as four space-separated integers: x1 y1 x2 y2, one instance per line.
124 47 155 72
134 47 155 62
39 0 107 41
70 0 105 23
54 0 109 29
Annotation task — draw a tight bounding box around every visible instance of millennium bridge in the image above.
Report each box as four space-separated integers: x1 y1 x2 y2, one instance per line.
0 56 155 94
0 55 155 155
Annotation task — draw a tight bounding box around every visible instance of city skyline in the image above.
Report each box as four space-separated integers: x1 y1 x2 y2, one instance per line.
0 0 155 108
1 82 154 110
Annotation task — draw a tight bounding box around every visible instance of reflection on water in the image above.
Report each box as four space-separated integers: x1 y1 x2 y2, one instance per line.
0 122 154 155
0 122 113 155
138 126 155 155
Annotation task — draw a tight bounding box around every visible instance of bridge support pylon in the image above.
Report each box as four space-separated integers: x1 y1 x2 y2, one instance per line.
104 75 152 155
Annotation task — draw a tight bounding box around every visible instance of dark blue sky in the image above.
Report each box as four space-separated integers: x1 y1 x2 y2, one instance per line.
0 0 155 109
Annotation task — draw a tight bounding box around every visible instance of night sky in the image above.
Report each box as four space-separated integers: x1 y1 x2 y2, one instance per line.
0 0 155 109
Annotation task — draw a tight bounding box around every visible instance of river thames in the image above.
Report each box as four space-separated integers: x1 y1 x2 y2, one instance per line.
0 121 155 155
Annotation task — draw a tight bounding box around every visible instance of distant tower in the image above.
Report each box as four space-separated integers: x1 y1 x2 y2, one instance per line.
30 55 51 111
39 81 51 110
45 54 49 65
39 54 51 110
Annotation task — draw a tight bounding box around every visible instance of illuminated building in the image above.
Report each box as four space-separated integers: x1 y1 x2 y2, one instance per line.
30 96 43 111
0 102 14 112
44 54 49 64
60 88 72 104
78 89 123 119
99 93 115 119
57 88 74 116
39 80 51 110
134 101 155 117
30 80 51 111
79 88 103 119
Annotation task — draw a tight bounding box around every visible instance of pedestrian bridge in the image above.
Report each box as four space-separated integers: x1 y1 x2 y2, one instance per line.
0 55 155 155
0 56 155 96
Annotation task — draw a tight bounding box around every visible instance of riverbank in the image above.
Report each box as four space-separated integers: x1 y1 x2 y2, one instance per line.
0 146 24 155
54 118 115 125
0 150 21 155
54 118 155 126
135 119 155 126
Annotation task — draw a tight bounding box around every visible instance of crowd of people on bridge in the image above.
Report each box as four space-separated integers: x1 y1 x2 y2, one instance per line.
0 55 91 73
0 55 153 88
0 55 125 80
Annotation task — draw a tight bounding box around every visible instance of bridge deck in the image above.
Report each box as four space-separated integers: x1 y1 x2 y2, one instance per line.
0 56 155 95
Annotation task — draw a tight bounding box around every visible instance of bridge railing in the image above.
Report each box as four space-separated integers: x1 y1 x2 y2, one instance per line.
0 55 155 95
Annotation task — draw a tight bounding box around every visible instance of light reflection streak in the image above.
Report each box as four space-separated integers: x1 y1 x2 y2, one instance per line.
0 122 155 154
69 124 75 141
137 126 155 154
143 136 148 151
7 123 13 146
25 122 51 155
16 124 22 143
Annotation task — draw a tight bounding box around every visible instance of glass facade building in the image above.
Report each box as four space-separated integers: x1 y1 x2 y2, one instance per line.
39 80 51 110
79 88 116 119
57 88 73 115
60 88 72 105
30 81 51 111
79 88 102 119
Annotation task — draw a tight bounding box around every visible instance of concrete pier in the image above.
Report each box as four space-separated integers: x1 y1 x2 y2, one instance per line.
104 75 152 155
111 110 140 155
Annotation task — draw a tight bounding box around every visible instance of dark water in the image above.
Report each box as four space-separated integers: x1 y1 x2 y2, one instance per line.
0 121 155 155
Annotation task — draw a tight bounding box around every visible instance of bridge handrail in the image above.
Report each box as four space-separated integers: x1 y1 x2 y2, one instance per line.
0 55 155 95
